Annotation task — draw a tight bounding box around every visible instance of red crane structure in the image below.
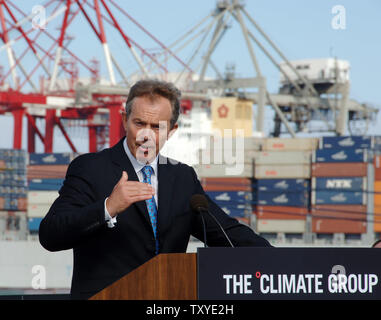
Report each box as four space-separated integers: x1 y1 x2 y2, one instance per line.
0 0 192 153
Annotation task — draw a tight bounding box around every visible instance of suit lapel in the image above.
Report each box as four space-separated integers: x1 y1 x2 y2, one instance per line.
157 155 176 237
110 138 151 226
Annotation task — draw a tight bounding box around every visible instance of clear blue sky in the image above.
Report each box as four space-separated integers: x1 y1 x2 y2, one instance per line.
0 0 380 152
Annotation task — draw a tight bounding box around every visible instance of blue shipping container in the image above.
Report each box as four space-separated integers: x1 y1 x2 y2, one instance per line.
28 178 64 191
28 217 43 232
320 136 373 149
255 190 309 207
313 177 366 192
29 153 72 165
373 136 381 151
313 148 367 163
206 191 252 204
256 179 310 192
312 191 366 205
216 202 249 218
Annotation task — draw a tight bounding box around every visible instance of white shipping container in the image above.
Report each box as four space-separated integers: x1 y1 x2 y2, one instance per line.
256 219 306 233
262 138 318 151
207 137 263 151
27 204 52 218
255 164 311 179
27 191 59 205
194 163 253 178
254 151 311 165
198 149 260 165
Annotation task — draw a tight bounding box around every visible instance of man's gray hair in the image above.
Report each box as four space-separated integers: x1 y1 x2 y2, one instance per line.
125 79 181 129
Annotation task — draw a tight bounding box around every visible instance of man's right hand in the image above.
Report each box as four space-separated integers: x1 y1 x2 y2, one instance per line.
106 171 155 217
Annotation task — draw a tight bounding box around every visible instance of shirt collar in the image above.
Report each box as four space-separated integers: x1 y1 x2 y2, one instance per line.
123 138 158 176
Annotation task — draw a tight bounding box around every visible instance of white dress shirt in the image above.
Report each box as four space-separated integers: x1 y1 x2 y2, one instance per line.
104 139 159 228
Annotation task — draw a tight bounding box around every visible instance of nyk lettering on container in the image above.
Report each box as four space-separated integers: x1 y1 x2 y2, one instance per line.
223 272 378 295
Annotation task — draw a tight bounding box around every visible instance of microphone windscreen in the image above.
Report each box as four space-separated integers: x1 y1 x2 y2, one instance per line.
190 194 209 212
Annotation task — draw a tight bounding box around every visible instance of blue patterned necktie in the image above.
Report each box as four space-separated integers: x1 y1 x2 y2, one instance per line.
141 165 159 255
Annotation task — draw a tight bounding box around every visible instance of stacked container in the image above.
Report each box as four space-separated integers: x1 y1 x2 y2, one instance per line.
311 136 371 237
373 154 381 235
194 137 261 178
0 149 28 240
252 138 317 237
194 137 263 223
201 178 252 225
27 153 70 234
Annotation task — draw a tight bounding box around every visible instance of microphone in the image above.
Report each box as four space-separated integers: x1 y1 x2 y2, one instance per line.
190 194 235 248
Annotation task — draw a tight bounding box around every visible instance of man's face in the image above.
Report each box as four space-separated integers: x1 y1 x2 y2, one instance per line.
123 95 178 164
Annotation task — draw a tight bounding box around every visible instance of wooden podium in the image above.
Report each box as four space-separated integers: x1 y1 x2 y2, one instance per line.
90 253 197 300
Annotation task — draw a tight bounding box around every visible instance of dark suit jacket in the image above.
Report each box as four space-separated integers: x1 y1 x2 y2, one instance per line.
39 138 271 299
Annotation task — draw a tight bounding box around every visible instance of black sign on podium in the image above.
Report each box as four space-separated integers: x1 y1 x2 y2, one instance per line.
197 247 381 300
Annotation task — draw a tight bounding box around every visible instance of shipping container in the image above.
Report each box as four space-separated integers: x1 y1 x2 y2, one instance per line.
27 204 51 218
255 190 309 207
374 181 381 206
311 190 366 205
206 191 252 204
373 136 381 151
310 204 367 220
194 163 253 178
28 217 43 233
255 164 310 179
0 170 27 187
200 177 252 191
217 203 249 218
311 163 367 177
197 148 259 166
374 155 381 180
256 219 306 233
211 97 254 137
374 206 381 233
1 197 27 211
312 218 366 234
27 165 68 179
254 151 311 165
313 148 367 163
262 138 318 151
254 206 308 220
205 136 263 151
312 177 367 192
27 191 59 205
0 211 28 240
28 178 64 191
257 178 310 192
319 136 373 150
29 153 72 165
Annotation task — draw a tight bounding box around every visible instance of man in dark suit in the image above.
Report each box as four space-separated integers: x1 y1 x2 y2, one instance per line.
39 79 271 300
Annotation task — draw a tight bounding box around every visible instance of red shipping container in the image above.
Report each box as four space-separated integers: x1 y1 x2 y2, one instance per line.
254 206 308 220
310 205 367 221
374 155 381 180
311 163 367 177
27 165 68 179
200 177 252 191
374 206 381 233
312 218 366 234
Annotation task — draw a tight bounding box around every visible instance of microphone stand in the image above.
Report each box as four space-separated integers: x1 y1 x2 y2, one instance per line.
200 208 235 248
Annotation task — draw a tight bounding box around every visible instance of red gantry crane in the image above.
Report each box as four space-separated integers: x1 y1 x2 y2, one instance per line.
0 0 193 153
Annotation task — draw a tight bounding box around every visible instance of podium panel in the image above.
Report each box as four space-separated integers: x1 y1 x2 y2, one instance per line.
90 253 197 300
198 247 381 300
